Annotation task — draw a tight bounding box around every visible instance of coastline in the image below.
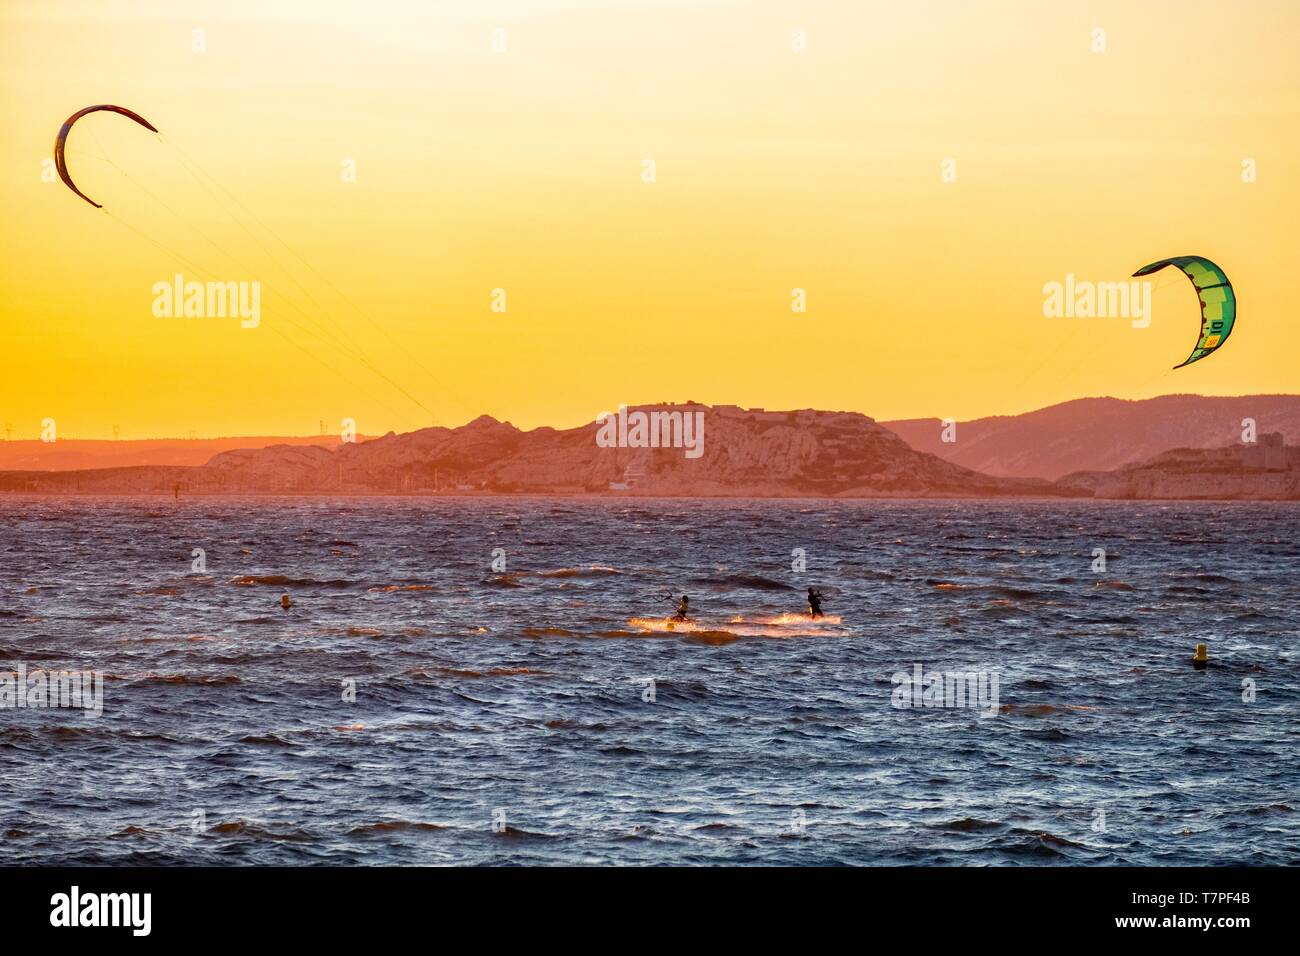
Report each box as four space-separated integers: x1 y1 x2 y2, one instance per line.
3 490 1297 503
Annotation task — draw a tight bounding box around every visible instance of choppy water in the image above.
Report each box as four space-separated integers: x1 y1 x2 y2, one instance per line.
2 496 1297 865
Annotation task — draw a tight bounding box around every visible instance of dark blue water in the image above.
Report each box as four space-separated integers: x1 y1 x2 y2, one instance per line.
2 496 1297 865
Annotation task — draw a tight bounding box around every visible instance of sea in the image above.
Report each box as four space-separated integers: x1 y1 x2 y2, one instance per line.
1 496 1296 865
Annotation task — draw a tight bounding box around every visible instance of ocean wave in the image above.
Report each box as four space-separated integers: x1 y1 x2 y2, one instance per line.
687 573 794 591
996 829 1088 859
521 627 576 638
529 566 623 578
208 821 318 842
728 613 844 626
349 821 446 835
406 666 545 679
628 616 840 640
105 672 241 686
1000 703 1096 716
985 585 1045 601
492 826 558 841
239 733 297 747
928 817 1003 832
231 574 354 588
114 633 220 644
683 630 743 645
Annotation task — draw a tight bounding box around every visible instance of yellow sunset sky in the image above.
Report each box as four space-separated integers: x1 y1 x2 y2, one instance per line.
1 0 1297 439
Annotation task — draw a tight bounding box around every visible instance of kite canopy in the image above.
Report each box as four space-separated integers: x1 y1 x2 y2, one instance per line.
1132 255 1236 369
54 104 159 208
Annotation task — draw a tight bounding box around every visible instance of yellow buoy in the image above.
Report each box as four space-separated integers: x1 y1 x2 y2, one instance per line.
1192 642 1208 669
280 593 293 610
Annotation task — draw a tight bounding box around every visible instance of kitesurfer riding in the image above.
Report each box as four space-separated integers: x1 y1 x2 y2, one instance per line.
807 588 825 618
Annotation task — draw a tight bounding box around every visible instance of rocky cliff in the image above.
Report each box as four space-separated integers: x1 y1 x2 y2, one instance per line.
1058 433 1300 500
10 405 1297 500
0 404 1057 498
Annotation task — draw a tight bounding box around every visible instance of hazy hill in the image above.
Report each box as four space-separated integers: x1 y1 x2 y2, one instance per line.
0 435 372 472
882 395 1300 480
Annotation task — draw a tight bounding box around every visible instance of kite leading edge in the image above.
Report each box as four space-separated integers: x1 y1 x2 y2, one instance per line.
54 104 159 208
1132 255 1236 369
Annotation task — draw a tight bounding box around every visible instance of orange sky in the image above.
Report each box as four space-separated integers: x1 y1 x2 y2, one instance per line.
2 0 1297 439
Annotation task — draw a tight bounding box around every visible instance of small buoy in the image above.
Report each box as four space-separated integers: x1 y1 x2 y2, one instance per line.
280 593 293 610
1192 642 1208 669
